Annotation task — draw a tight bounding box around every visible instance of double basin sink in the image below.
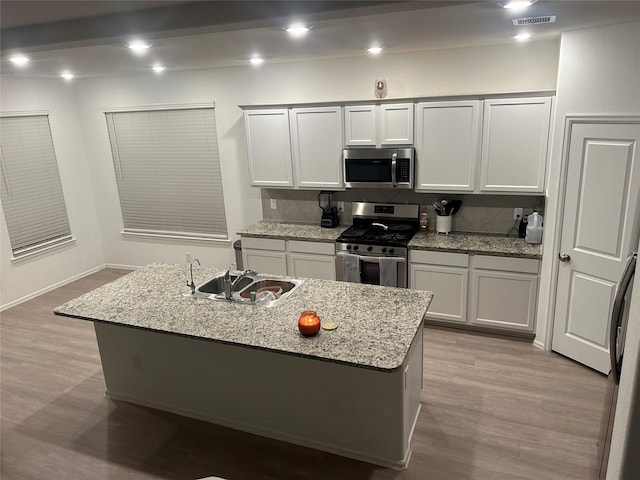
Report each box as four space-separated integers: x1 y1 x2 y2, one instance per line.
191 271 303 307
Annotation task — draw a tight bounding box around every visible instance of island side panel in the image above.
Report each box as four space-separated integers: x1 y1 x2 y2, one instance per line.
403 326 424 457
93 322 423 469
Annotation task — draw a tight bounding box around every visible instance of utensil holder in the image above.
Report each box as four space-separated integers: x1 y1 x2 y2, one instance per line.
436 215 451 234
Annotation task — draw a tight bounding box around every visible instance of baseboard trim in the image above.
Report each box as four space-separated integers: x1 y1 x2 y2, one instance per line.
1 264 106 312
105 263 140 270
533 339 546 350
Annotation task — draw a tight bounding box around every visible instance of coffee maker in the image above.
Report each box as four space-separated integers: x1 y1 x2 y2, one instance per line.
318 191 340 228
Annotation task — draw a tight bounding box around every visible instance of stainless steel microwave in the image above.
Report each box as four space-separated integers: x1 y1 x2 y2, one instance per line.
343 147 414 189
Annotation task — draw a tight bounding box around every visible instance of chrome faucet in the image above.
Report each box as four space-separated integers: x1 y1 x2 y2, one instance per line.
187 258 201 295
224 265 258 300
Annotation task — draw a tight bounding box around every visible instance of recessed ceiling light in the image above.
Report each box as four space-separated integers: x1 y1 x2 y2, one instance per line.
152 64 165 73
502 1 534 10
284 24 311 37
9 54 30 67
514 33 532 41
250 56 264 65
367 46 384 55
60 71 75 81
127 40 151 54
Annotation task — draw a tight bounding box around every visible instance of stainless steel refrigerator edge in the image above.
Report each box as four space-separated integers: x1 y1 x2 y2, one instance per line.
603 241 640 479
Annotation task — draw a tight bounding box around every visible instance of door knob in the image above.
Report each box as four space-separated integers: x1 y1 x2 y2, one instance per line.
558 253 571 262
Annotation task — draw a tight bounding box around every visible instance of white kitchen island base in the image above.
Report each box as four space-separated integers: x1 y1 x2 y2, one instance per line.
94 322 423 470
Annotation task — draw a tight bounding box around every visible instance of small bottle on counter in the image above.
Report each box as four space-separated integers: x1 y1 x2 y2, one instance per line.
420 211 429 230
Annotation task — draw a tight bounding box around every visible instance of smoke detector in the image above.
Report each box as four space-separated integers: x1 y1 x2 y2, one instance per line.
512 15 557 26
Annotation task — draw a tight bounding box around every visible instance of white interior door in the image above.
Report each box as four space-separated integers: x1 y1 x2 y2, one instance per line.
552 120 640 373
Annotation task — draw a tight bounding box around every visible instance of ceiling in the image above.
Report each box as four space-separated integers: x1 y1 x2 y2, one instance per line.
1 0 640 79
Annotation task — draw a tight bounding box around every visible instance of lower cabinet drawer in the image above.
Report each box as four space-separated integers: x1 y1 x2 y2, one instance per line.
241 237 286 251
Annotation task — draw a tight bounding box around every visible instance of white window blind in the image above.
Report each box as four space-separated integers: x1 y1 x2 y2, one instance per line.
0 114 73 259
105 106 228 240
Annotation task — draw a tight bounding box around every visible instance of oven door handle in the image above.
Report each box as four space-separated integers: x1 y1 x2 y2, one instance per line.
358 255 406 264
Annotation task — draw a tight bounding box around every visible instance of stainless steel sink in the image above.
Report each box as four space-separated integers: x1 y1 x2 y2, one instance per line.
196 274 253 295
192 272 303 307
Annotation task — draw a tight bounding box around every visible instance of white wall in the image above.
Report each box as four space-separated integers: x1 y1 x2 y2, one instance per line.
537 21 640 347
533 21 640 478
0 39 559 307
0 78 106 309
73 40 559 271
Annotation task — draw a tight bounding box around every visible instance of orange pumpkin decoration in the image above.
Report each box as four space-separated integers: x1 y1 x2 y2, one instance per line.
298 310 321 337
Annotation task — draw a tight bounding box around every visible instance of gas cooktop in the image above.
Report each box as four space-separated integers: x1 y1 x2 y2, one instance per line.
336 202 420 249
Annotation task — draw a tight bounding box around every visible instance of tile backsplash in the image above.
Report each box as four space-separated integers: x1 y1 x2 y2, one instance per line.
261 188 544 235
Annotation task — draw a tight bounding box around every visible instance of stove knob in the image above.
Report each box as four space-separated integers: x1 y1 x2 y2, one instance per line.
353 245 359 251
381 247 387 253
346 245 352 250
367 246 373 252
389 248 395 254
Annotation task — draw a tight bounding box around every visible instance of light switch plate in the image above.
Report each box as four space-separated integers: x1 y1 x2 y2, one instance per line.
270 199 277 209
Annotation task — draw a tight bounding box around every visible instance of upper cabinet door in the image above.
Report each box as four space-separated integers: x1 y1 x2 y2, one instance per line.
379 103 414 145
344 105 376 146
480 97 552 193
415 100 482 192
243 109 293 188
290 106 344 190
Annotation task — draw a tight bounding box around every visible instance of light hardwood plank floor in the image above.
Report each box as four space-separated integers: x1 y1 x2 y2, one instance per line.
1 268 607 480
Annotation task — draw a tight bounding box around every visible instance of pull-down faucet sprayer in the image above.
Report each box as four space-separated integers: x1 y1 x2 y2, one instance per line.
187 258 201 295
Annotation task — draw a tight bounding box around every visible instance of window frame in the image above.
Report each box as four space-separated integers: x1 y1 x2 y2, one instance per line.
104 102 230 244
0 110 75 261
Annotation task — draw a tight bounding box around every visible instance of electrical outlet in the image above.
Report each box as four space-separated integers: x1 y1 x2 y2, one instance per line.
185 252 191 263
270 199 277 209
513 208 523 220
336 201 344 212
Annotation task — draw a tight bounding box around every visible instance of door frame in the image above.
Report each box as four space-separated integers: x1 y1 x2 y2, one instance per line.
544 115 640 352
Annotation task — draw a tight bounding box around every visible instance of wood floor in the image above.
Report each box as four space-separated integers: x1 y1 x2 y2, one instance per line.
1 268 607 480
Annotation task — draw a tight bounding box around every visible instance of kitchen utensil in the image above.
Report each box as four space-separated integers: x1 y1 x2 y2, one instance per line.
318 191 340 228
446 199 462 216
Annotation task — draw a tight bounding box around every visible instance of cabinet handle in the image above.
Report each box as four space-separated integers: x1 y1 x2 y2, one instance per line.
558 253 571 263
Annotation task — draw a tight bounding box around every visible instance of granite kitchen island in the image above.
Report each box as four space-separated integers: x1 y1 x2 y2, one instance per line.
54 264 433 469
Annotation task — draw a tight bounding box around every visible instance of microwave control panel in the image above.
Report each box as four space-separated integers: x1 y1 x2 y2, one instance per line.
397 158 411 183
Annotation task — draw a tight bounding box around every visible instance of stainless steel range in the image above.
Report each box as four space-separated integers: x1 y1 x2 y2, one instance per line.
335 202 420 287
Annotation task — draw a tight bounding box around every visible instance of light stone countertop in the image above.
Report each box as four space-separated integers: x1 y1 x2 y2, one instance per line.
237 220 346 242
54 263 432 372
409 231 542 259
237 220 542 259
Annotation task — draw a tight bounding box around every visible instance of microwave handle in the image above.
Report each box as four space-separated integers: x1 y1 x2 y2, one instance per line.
391 152 397 187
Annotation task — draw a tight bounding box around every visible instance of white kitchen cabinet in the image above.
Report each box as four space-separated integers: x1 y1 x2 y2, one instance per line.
290 106 344 189
379 103 414 145
343 103 414 147
241 237 336 280
410 250 539 335
287 240 336 280
410 251 469 324
469 256 539 332
243 109 293 188
480 97 552 193
344 105 377 146
415 100 482 192
242 237 288 276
